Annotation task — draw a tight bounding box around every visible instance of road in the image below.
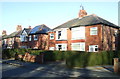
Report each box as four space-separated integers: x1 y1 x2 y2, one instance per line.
2 59 120 78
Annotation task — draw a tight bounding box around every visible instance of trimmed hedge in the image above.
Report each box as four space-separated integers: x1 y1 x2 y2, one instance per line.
66 51 120 68
2 49 120 68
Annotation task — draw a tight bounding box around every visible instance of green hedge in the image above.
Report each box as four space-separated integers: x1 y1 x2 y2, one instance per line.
2 48 41 59
2 49 120 68
66 51 120 68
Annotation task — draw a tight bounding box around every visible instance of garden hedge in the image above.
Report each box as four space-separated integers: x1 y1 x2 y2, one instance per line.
2 49 120 68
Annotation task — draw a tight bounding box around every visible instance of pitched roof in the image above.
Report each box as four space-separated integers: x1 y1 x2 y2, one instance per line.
21 28 31 35
53 18 78 30
53 14 119 30
72 14 119 28
29 24 51 35
2 30 22 39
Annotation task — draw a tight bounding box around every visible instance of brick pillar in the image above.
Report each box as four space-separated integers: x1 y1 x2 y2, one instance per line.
114 58 119 73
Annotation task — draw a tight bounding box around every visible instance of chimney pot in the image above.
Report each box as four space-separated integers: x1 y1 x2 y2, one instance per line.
16 25 22 31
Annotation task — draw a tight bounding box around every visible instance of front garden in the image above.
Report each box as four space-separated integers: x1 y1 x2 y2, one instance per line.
2 49 120 68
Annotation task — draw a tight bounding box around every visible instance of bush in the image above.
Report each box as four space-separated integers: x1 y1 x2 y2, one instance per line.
2 49 120 68
66 51 118 68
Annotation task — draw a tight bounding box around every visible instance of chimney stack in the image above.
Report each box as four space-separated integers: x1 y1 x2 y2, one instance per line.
29 26 32 29
16 25 22 31
78 5 87 18
2 30 7 36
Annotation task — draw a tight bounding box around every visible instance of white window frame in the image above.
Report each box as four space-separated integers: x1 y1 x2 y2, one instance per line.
90 27 98 35
34 35 38 41
56 28 67 40
89 45 98 52
29 35 32 41
56 44 67 51
50 33 54 40
71 42 85 51
71 27 85 40
20 35 27 42
20 35 24 42
49 47 55 50
20 30 28 42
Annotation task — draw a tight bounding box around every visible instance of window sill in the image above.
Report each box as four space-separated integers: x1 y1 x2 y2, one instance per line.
56 39 67 41
71 38 85 40
50 39 54 40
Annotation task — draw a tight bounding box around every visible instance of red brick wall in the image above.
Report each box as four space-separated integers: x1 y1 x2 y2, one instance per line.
85 24 102 52
101 25 118 51
48 32 56 48
48 24 119 52
28 34 48 50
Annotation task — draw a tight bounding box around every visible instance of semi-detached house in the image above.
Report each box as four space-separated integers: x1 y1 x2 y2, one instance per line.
48 7 120 52
2 7 120 52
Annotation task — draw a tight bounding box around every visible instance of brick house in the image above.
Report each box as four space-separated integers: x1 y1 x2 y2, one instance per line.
2 30 7 49
2 25 22 49
27 24 51 49
48 7 120 52
20 26 31 48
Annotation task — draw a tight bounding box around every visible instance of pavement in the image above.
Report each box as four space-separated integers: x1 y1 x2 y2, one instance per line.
2 59 120 78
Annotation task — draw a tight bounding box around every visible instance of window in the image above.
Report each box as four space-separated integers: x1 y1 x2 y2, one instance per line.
71 42 85 51
72 27 85 40
29 35 32 41
114 30 118 36
20 35 24 42
34 35 38 40
56 44 67 51
89 45 98 52
58 45 62 50
90 27 98 35
58 31 61 39
20 35 27 42
50 33 54 40
56 29 67 40
49 47 55 50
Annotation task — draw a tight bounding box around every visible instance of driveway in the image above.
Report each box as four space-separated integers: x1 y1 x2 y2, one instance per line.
2 59 120 78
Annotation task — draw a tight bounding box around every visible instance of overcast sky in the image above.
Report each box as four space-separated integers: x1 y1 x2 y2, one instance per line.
0 1 119 35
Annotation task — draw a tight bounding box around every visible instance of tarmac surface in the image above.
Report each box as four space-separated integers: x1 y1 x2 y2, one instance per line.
2 59 120 78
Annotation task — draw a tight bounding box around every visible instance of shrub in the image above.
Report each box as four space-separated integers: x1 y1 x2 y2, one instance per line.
66 51 117 68
2 49 120 68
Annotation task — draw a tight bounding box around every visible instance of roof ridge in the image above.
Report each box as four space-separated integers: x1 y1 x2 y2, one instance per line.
53 18 78 30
